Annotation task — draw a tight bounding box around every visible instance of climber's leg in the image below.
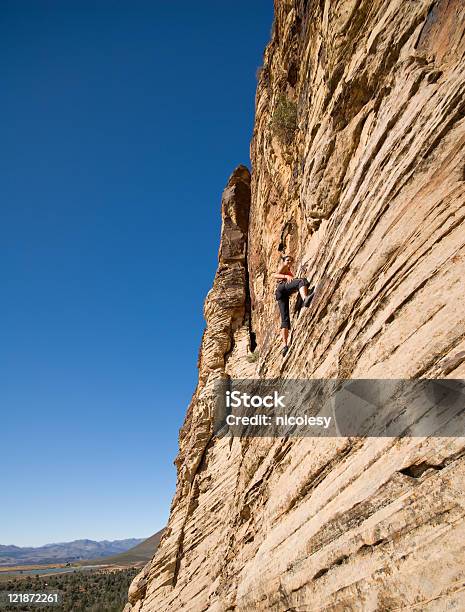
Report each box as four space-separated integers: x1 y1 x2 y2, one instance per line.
281 327 289 347
276 288 291 355
284 279 302 293
276 279 312 355
278 302 291 357
277 295 291 332
296 278 313 307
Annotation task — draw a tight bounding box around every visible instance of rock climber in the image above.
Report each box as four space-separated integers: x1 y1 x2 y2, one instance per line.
274 254 314 356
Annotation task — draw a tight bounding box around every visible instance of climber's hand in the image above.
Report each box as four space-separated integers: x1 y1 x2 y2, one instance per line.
285 275 294 282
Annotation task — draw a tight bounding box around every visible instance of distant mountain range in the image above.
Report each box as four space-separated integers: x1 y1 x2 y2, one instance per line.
0 538 145 566
80 530 164 567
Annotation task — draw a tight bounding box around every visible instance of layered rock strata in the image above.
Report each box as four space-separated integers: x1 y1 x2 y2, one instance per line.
126 1 465 610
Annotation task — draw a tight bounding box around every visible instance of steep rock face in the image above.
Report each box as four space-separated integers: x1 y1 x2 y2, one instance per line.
126 1 465 610
125 165 255 611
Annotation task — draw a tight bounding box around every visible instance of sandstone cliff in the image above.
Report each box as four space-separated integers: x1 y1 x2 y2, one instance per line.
126 1 465 610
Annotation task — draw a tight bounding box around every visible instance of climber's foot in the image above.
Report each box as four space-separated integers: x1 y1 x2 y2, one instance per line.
303 294 313 307
281 345 289 357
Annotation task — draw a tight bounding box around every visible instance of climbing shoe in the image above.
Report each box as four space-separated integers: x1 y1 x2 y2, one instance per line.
281 345 289 357
303 294 313 307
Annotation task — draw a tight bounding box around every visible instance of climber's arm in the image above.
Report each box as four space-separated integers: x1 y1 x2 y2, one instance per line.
273 264 293 282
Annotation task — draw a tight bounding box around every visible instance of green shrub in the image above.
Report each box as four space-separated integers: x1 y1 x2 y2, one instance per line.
246 351 259 363
271 94 297 145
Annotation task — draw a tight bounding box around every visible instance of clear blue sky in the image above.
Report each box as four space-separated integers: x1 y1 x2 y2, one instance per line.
0 1 273 547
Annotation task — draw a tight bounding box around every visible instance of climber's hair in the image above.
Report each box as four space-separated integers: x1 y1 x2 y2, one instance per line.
281 254 294 262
